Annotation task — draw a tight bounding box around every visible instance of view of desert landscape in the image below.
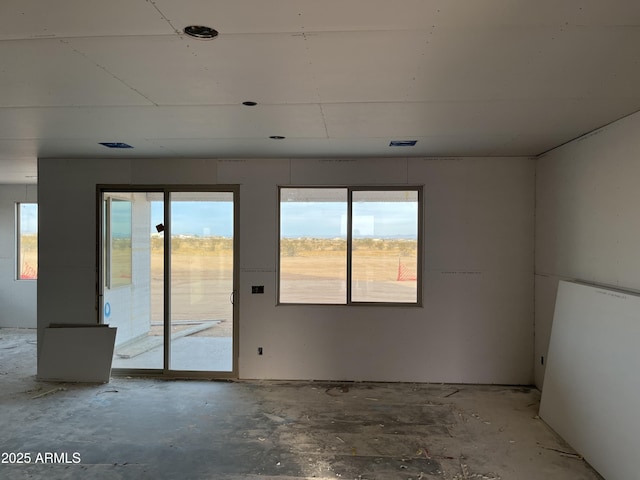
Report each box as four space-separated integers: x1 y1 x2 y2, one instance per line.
104 191 418 368
146 235 418 327
27 230 417 364
146 235 417 331
280 237 418 304
150 236 234 338
18 234 37 279
111 233 416 370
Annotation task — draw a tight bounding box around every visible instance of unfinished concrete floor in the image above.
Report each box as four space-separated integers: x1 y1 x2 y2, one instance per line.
1 328 602 480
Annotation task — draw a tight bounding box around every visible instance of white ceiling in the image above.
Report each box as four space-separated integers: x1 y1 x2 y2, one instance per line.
1 0 640 183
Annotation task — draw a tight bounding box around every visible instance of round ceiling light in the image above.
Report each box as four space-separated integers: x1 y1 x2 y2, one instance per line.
242 101 258 106
183 25 219 39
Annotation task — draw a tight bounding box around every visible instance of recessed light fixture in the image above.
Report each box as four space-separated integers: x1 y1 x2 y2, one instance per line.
99 142 133 149
242 101 258 106
269 136 286 140
389 140 418 147
183 25 219 39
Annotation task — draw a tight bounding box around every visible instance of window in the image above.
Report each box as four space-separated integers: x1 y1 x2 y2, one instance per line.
279 187 421 305
104 196 132 288
17 203 38 280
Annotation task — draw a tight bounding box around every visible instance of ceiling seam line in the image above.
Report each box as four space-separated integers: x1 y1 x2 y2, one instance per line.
319 105 330 139
57 39 159 107
535 107 640 158
148 1 182 36
2 23 639 43
1 97 629 109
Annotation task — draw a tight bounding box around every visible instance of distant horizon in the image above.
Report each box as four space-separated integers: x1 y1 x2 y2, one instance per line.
281 201 417 238
158 233 417 240
150 201 418 239
281 234 417 240
20 201 418 239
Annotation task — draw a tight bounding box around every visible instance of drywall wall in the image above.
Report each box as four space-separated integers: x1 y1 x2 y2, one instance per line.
0 184 37 328
535 109 640 387
540 280 640 480
38 156 535 383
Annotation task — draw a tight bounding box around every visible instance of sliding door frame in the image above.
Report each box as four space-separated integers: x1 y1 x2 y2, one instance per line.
97 184 240 379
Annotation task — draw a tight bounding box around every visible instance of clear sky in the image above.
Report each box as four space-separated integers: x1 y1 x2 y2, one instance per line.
152 201 234 237
19 203 38 234
281 202 417 238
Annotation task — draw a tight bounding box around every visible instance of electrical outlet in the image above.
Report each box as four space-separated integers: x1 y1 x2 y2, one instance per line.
258 347 263 355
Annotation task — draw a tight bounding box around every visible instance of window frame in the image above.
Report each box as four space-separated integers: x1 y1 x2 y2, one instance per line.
16 202 38 281
277 185 423 306
103 194 133 290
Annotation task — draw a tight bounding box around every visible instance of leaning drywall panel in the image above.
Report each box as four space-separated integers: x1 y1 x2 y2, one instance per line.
540 280 640 480
38 326 117 382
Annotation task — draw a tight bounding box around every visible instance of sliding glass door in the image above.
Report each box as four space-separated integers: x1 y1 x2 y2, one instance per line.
169 192 234 372
99 187 237 377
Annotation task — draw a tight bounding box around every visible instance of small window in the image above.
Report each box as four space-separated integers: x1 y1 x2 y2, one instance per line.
17 203 38 280
104 196 132 288
279 187 421 305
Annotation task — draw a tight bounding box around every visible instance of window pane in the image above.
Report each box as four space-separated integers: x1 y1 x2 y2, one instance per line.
351 190 418 303
110 199 132 288
18 203 38 279
280 188 347 304
170 192 235 372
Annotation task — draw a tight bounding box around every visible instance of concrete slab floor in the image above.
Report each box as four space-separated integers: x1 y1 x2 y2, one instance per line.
1 328 603 480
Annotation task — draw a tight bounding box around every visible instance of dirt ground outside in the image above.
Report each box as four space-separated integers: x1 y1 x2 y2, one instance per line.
19 234 38 279
25 235 416 336
279 239 418 303
150 248 234 337
149 237 418 333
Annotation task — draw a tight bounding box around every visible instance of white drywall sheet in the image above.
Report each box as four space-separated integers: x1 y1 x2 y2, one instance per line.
540 280 640 480
38 326 117 383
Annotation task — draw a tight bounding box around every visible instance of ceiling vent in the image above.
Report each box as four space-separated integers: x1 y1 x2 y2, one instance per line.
99 142 133 149
389 140 417 147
